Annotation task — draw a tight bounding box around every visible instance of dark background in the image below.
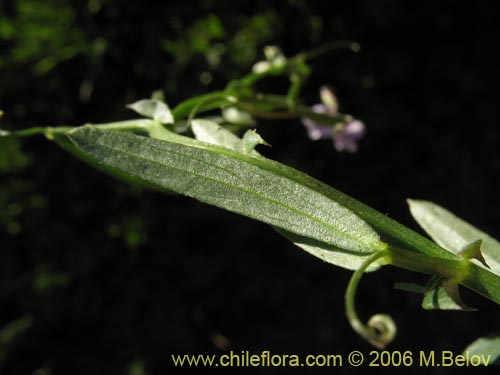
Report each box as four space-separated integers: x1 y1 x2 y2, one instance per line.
1 0 499 374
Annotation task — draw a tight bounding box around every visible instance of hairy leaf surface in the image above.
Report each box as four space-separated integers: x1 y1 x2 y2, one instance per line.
408 200 500 274
67 126 385 258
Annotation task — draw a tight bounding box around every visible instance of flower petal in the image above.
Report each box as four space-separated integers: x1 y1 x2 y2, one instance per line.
333 120 366 153
320 86 339 113
302 117 332 140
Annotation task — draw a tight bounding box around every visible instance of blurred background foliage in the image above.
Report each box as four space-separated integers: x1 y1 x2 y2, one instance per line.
1 0 500 374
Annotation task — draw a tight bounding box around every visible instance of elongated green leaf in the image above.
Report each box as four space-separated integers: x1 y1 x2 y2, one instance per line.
408 200 500 274
65 123 461 264
463 334 500 365
67 126 386 258
188 121 371 269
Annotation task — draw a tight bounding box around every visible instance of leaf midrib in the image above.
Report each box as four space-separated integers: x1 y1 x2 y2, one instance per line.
82 132 379 252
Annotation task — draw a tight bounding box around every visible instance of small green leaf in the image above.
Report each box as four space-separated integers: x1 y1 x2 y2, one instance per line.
126 99 174 124
67 126 386 259
241 130 270 154
221 106 255 126
463 334 500 365
192 119 267 155
408 200 500 274
422 276 475 311
191 119 243 151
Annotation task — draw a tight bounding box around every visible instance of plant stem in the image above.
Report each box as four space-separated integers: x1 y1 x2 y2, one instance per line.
237 94 348 125
345 250 395 348
388 246 500 305
172 90 349 126
7 127 72 138
388 246 464 279
299 40 361 61
172 91 234 120
460 263 500 305
187 94 236 124
2 120 156 140
234 65 287 87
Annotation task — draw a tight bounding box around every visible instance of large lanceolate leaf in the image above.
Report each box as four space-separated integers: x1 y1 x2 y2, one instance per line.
408 200 500 275
67 126 386 262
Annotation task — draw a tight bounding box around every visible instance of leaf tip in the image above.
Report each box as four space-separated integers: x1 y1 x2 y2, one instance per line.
407 198 427 207
241 129 271 154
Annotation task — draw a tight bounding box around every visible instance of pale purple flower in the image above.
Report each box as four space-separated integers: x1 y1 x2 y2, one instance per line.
301 86 365 153
301 104 334 140
332 119 365 153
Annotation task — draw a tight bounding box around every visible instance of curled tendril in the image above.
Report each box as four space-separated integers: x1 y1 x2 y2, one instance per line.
367 314 397 348
345 250 396 349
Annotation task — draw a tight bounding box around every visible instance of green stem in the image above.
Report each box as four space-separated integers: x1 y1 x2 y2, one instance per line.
388 246 464 279
235 65 287 87
3 119 157 140
286 74 303 108
172 90 349 126
236 108 296 120
388 246 500 305
299 40 361 61
6 127 72 138
186 94 236 125
2 90 350 141
457 263 500 305
172 91 235 120
345 250 396 348
226 40 359 89
238 95 348 125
